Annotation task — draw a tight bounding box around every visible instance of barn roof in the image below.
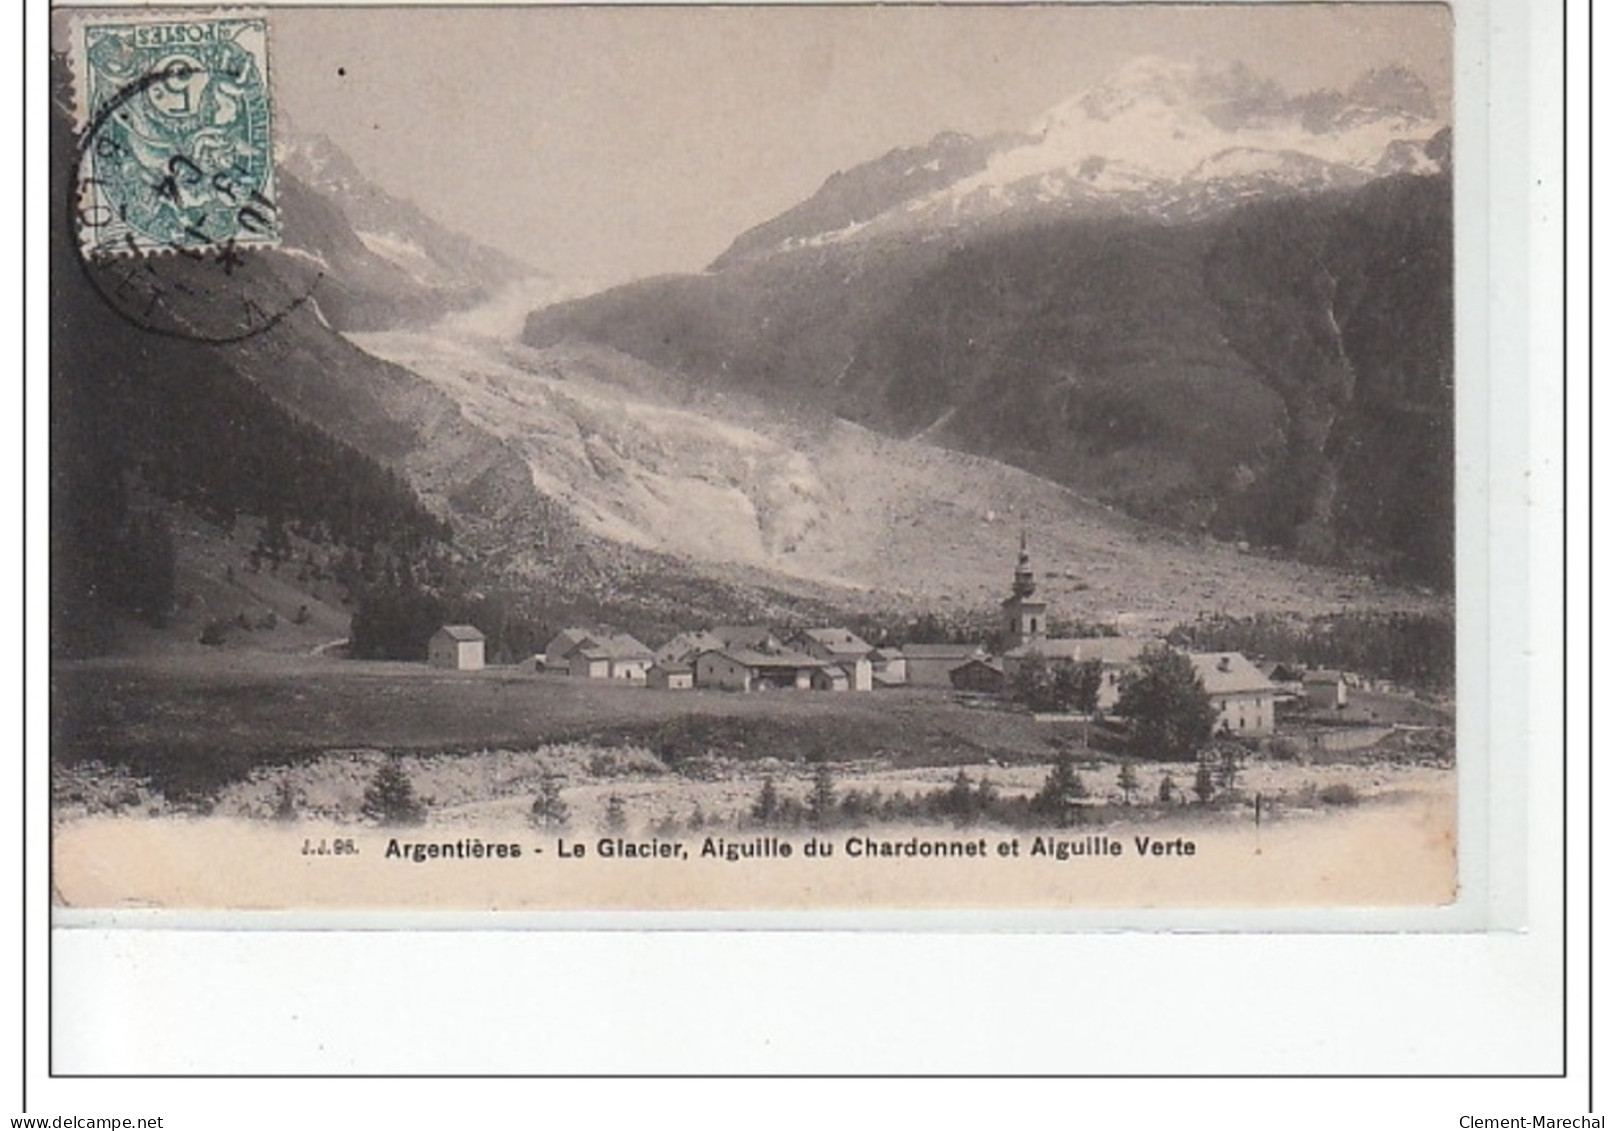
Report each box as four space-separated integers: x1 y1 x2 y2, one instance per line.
951 657 1005 674
901 643 987 659
545 627 607 659
711 647 822 670
708 625 779 649
571 633 653 660
793 627 873 655
658 631 726 659
1003 637 1157 664
435 624 486 642
1077 636 1160 664
1302 668 1348 683
596 634 654 659
1189 652 1276 696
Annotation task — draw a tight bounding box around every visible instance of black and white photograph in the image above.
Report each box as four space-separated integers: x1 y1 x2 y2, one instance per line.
49 3 1462 911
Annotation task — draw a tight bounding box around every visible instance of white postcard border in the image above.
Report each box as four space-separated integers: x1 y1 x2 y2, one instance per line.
21 0 1582 1102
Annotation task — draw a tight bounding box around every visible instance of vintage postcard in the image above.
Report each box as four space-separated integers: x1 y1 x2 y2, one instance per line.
49 3 1460 914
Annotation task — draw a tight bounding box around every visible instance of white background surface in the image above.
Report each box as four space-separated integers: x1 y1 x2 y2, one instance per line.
13 0 1593 1123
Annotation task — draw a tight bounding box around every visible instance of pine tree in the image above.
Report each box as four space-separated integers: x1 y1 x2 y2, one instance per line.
530 773 570 829
946 768 976 826
130 514 176 626
602 793 628 834
1052 659 1104 714
752 777 780 825
808 764 837 827
1032 750 1087 826
1118 762 1141 805
1116 646 1218 760
974 774 1000 821
1078 659 1105 713
1215 746 1244 791
362 761 426 826
1010 653 1056 711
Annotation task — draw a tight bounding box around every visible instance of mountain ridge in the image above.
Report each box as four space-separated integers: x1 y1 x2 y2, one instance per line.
524 57 1453 587
715 58 1448 266
51 50 1451 666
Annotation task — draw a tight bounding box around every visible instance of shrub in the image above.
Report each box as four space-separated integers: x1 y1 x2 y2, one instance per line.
1318 782 1361 806
1268 737 1304 762
775 796 808 826
271 779 301 823
1213 745 1244 791
974 775 999 814
530 773 570 829
586 746 666 778
839 788 878 825
199 618 231 646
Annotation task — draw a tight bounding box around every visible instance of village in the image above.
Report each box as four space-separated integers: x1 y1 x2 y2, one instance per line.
50 524 1453 846
420 535 1410 757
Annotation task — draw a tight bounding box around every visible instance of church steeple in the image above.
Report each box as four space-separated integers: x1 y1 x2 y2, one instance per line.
1011 529 1037 600
1002 530 1047 649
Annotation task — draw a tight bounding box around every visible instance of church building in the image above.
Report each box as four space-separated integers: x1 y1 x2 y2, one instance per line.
994 534 1159 709
1001 531 1048 649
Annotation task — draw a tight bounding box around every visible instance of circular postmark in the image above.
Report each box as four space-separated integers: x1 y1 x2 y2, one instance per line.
68 16 322 343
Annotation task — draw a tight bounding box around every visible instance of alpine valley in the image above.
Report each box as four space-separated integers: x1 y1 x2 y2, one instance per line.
525 58 1454 591
52 56 1453 661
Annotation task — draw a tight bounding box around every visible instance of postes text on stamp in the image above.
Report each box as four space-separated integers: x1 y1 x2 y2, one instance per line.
74 13 277 256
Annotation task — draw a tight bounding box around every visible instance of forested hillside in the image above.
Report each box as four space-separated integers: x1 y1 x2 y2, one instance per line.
527 172 1452 586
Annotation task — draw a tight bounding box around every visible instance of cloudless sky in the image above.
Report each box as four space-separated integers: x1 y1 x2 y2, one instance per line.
266 4 1451 284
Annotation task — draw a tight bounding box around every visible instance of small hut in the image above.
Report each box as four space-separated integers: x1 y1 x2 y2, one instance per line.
428 625 486 671
647 662 694 691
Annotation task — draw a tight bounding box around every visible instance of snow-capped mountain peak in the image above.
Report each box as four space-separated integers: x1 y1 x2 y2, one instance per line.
1040 56 1283 130
950 57 1442 204
740 57 1448 257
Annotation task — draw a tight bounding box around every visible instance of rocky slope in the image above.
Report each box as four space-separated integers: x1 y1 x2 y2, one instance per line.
274 133 544 331
52 48 1446 666
351 329 1438 620
525 59 1453 586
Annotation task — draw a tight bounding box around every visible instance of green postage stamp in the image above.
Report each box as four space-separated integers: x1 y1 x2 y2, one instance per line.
72 11 277 256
